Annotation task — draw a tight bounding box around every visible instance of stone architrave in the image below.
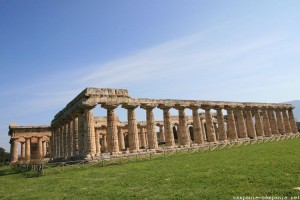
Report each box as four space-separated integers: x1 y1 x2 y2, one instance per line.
202 105 216 143
214 106 227 141
83 107 96 159
235 106 248 139
189 105 204 144
77 110 85 157
158 104 175 148
224 106 238 140
141 104 158 150
102 104 120 155
262 108 272 137
118 126 125 150
288 107 298 133
122 104 140 152
174 104 191 146
244 107 256 139
267 108 279 135
25 137 31 162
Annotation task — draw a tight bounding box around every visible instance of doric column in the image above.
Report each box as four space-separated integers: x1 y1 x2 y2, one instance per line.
275 108 285 134
235 106 247 139
68 119 73 157
224 106 238 140
77 110 85 157
102 104 119 155
122 104 140 152
214 105 227 141
25 137 31 162
174 105 190 146
63 122 68 158
83 107 96 159
244 106 256 139
201 105 216 143
11 138 18 162
56 128 60 158
252 107 264 137
282 108 292 133
72 116 79 157
189 105 204 144
42 141 47 157
157 123 165 142
118 126 125 150
95 130 101 156
287 107 298 133
158 104 175 148
37 137 43 160
102 132 108 153
267 107 279 135
60 125 65 158
262 107 272 137
141 104 158 150
138 124 146 148
21 141 25 159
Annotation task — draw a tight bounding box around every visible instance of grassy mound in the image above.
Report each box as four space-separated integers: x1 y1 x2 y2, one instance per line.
0 138 299 199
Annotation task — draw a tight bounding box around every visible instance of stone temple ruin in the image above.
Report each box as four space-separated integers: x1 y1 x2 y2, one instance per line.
8 87 299 163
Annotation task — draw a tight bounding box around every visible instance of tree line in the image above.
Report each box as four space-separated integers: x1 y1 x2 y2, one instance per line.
0 147 10 165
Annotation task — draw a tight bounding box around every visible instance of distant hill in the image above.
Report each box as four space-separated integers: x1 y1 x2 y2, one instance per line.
283 100 300 122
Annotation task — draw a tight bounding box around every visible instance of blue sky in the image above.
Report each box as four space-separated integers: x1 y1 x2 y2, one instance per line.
1 0 300 151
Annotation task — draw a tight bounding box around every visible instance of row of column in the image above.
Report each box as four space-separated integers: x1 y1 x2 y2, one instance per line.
11 137 48 163
51 104 298 159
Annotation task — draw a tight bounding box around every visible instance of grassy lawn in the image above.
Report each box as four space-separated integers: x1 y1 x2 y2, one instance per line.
0 138 300 200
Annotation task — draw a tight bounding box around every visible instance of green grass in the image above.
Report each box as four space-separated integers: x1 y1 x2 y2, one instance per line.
1 138 300 200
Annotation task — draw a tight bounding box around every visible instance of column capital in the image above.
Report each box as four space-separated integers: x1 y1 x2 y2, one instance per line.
213 105 224 110
201 104 212 110
224 105 236 110
122 103 140 109
157 104 174 110
137 124 146 128
188 103 201 110
101 103 119 110
140 103 157 110
174 103 189 110
156 122 164 127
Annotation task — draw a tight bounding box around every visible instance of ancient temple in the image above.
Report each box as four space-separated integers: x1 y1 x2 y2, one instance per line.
9 87 299 163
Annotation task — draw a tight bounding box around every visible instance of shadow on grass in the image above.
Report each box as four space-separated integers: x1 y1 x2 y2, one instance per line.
0 166 41 178
0 167 22 177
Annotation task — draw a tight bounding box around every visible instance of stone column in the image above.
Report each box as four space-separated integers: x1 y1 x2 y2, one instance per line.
141 104 158 150
37 137 43 160
25 137 31 162
42 141 47 157
262 107 272 137
288 107 298 133
83 107 96 159
267 108 279 135
244 107 256 139
63 123 68 158
21 141 25 159
158 105 175 148
60 125 65 158
225 106 238 140
189 105 204 144
118 126 125 150
102 133 108 153
139 125 147 148
214 106 227 141
122 104 140 152
77 110 85 157
275 108 285 134
202 105 216 143
252 107 264 137
11 138 18 162
157 123 165 142
95 130 101 156
282 108 292 133
174 105 190 146
72 116 79 157
68 119 73 157
102 104 119 155
235 106 248 139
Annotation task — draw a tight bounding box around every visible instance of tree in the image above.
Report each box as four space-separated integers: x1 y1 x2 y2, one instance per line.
0 147 10 164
